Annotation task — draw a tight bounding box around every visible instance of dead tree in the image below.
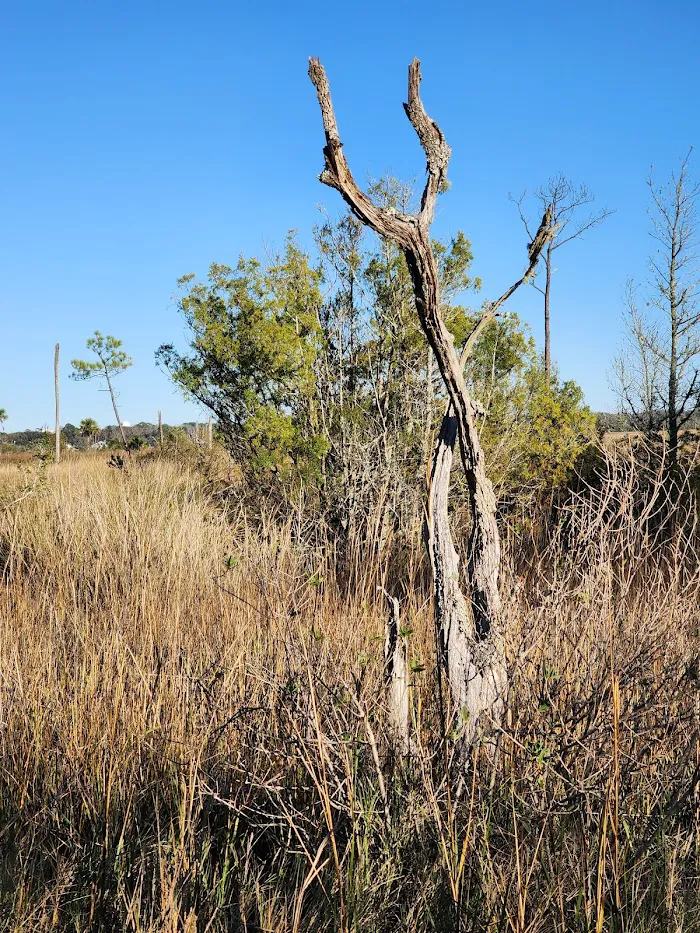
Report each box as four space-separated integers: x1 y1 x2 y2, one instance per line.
612 281 665 433
613 153 700 467
647 153 700 465
512 175 612 381
309 58 554 739
427 222 552 740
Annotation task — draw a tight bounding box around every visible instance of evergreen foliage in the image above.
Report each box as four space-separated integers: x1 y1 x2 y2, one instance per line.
159 181 594 515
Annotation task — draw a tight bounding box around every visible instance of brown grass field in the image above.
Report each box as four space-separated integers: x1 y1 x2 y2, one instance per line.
0 451 698 931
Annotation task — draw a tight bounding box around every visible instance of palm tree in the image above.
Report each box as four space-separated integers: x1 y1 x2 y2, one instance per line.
79 417 100 448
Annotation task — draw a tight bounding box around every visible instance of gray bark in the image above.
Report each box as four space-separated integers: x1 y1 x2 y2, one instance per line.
426 408 506 741
309 58 552 741
425 228 551 739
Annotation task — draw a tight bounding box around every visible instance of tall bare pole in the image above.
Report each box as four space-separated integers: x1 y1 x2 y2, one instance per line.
207 417 213 450
158 410 163 447
54 343 61 464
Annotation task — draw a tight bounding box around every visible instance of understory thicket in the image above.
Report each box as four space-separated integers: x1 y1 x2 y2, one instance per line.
156 184 596 539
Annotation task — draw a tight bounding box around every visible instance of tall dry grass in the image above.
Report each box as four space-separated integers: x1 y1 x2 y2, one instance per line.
0 450 698 931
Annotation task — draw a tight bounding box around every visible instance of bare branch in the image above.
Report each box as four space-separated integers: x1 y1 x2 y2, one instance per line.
460 206 555 363
508 191 535 240
553 206 615 250
308 58 414 247
308 57 452 240
403 58 451 225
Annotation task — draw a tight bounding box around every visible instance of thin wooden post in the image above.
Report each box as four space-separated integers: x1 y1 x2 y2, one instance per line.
207 417 213 450
54 343 61 464
158 410 163 446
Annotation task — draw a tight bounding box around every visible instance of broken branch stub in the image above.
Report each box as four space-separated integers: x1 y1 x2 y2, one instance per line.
382 589 410 754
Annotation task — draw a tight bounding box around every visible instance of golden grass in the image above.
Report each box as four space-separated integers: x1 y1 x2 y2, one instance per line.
0 452 698 931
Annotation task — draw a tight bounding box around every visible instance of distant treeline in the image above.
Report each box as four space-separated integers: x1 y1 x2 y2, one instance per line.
595 411 700 434
6 413 697 454
0 422 205 451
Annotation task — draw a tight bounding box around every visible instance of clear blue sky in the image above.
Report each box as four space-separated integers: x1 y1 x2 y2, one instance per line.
2 0 698 431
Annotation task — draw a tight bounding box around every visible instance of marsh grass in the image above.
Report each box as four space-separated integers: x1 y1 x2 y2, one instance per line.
0 451 698 931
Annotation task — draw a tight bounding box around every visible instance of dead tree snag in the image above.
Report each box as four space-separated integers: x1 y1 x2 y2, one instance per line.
309 58 553 740
427 222 553 739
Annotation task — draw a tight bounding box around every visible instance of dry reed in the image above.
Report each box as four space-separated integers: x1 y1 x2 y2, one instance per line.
0 450 698 931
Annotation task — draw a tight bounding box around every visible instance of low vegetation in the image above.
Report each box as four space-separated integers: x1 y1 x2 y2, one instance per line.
0 446 698 931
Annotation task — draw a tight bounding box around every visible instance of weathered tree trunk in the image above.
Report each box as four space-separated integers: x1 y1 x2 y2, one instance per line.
309 58 552 742
423 347 434 471
425 232 550 736
426 405 506 741
54 343 61 465
309 57 501 635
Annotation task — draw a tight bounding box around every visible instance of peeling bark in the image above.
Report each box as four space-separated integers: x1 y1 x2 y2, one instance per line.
426 400 506 741
425 222 553 739
308 58 552 742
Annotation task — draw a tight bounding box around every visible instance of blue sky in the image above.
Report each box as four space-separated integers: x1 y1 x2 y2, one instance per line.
1 0 698 431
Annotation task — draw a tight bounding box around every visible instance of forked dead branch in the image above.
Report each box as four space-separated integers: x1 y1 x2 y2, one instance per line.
309 58 555 740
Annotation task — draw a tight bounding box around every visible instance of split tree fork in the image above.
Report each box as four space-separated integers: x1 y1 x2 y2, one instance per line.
309 58 554 738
